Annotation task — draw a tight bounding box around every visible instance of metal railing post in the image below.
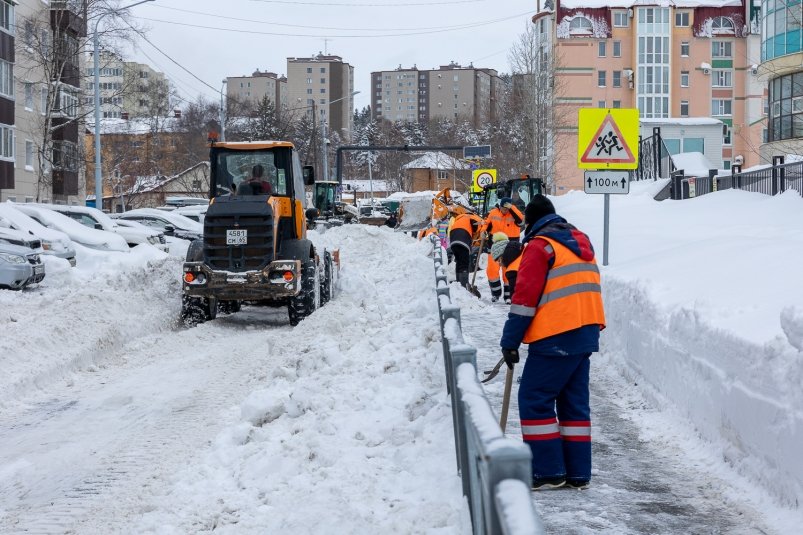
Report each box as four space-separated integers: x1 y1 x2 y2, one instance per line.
772 155 784 195
652 127 661 180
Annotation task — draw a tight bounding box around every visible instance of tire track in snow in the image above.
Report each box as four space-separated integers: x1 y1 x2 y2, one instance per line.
0 307 291 534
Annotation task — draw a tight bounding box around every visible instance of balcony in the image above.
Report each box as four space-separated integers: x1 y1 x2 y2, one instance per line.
51 0 87 38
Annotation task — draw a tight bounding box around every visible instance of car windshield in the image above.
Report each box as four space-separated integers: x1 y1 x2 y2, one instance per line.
215 149 290 197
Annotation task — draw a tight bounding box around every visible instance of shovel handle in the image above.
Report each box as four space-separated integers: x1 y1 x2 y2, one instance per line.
500 364 514 433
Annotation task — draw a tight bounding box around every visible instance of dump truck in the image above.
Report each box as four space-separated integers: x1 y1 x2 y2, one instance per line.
181 141 337 326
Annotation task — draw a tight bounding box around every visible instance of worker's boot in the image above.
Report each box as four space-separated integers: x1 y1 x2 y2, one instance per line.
489 279 502 302
503 284 512 304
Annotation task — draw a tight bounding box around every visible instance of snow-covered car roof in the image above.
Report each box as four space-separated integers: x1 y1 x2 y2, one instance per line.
0 226 44 252
115 208 203 233
14 204 129 252
0 203 74 249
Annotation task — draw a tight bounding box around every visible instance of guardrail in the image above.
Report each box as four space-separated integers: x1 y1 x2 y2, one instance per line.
431 238 545 535
669 158 803 200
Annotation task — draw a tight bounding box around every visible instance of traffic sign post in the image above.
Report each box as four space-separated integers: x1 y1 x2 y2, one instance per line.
578 108 640 266
471 169 497 193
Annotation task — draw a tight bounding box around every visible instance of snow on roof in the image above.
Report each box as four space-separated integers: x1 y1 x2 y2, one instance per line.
402 152 470 171
86 117 183 136
641 118 723 126
671 151 715 177
559 0 742 8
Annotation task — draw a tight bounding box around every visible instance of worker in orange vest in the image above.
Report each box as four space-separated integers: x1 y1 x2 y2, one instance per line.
500 195 605 491
447 212 485 289
485 197 524 302
489 232 523 301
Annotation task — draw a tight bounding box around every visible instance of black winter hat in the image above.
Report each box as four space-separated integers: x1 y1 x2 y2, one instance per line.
524 194 556 226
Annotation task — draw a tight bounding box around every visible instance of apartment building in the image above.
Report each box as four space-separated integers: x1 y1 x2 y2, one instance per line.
4 0 86 204
370 62 499 127
84 52 169 119
540 0 765 192
286 54 355 139
226 69 287 112
758 0 803 159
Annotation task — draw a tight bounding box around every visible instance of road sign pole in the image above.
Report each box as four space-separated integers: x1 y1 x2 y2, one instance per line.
603 193 610 266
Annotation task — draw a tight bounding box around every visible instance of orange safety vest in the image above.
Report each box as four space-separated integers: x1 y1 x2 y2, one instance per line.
418 227 438 240
449 213 484 238
523 237 605 343
506 254 522 273
486 206 523 239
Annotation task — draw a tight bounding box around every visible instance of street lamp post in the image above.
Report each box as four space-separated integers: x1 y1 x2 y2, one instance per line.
93 0 155 211
219 79 227 141
321 90 359 182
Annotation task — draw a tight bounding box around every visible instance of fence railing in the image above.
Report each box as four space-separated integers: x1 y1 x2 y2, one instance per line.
670 157 803 200
431 238 545 535
634 127 676 182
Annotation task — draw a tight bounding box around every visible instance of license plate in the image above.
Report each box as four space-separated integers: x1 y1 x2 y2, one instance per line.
33 265 44 275
226 229 247 245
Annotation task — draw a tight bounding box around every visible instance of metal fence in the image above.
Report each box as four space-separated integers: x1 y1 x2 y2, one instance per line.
431 239 545 535
669 157 803 200
634 127 676 182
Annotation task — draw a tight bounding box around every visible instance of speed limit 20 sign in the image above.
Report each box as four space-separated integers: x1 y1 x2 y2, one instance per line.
471 169 497 193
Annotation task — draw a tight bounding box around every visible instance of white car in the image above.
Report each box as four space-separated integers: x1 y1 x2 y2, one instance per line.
0 203 77 266
174 204 207 225
112 208 203 241
14 204 129 252
32 203 168 252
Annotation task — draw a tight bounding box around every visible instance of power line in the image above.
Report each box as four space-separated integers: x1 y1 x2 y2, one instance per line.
150 4 506 32
138 11 535 39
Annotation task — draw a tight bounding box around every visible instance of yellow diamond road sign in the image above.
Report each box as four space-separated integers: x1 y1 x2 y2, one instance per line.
577 108 639 170
471 169 497 193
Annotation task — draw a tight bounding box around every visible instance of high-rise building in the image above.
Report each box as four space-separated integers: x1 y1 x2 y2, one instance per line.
370 62 499 126
84 52 170 119
758 0 803 159
286 54 355 139
6 0 86 204
226 69 288 112
540 0 765 192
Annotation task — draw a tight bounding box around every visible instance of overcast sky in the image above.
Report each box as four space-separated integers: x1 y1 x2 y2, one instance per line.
123 0 536 111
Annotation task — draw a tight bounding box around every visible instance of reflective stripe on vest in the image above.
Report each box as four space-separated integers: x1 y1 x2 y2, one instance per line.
487 208 521 239
523 236 605 343
521 418 560 441
559 421 591 442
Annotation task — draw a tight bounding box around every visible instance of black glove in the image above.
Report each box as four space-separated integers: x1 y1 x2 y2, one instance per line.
502 348 519 369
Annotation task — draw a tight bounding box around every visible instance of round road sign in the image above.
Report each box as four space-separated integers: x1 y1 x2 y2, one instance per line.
476 172 494 189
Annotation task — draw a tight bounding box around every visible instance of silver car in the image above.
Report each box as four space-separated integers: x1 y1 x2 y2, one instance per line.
0 242 45 290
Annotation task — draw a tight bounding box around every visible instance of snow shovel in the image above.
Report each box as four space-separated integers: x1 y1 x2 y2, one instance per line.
466 233 487 298
500 364 514 433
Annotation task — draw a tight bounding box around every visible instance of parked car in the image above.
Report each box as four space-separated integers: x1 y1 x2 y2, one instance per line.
0 225 45 253
112 208 203 241
174 204 207 225
33 203 168 252
0 241 45 290
0 203 77 266
14 204 129 252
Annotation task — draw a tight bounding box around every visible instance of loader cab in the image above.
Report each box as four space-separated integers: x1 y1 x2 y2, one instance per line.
313 181 339 216
480 176 543 216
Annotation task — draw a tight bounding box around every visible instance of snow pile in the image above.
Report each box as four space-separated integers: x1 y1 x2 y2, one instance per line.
670 151 715 176
134 226 468 533
555 184 803 507
0 245 181 409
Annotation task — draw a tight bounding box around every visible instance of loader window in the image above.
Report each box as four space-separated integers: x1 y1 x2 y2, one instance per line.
214 149 291 197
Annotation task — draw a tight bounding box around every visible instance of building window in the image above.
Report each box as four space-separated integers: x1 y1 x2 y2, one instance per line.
0 59 13 98
675 11 689 27
613 71 622 87
306 78 312 84
0 1 13 35
57 89 78 118
681 71 689 87
320 88 326 93
712 41 732 57
320 67 326 73
763 97 769 116
723 125 732 145
680 100 689 117
320 78 326 84
598 41 606 57
25 140 33 169
307 88 312 94
613 11 629 27
683 137 704 153
306 67 312 73
598 70 606 87
613 100 621 108
712 99 732 115
767 72 803 141
24 83 34 109
613 41 621 57
0 125 13 160
569 16 594 35
713 70 733 87
680 41 690 56
711 16 735 35
598 100 606 108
